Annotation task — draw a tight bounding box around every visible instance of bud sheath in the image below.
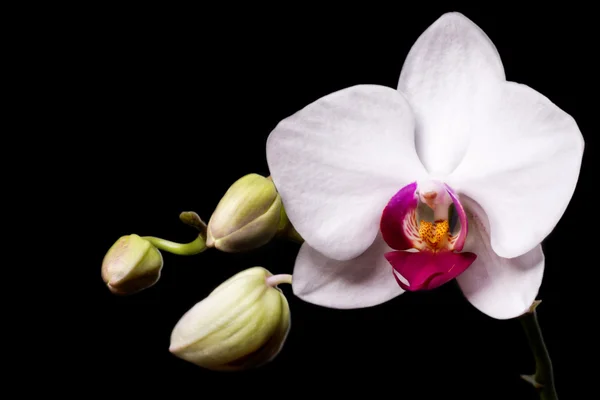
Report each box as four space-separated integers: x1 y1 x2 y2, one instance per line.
169 267 291 371
101 234 163 295
207 174 283 252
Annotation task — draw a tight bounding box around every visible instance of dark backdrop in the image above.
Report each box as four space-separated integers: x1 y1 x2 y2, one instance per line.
87 5 593 399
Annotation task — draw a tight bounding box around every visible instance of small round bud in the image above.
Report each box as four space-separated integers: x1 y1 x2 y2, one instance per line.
169 267 291 371
101 234 163 295
206 173 283 252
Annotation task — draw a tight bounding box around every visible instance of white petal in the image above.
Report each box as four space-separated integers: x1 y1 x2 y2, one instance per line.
456 197 544 320
292 234 404 309
398 12 505 175
266 84 427 261
447 81 584 258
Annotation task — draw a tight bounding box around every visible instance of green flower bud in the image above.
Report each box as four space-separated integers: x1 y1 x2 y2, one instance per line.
206 173 283 252
169 267 291 371
101 234 163 295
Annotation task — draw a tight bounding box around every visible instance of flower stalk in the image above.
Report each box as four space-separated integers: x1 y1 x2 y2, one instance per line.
142 211 208 256
265 274 293 287
519 300 558 400
142 234 206 256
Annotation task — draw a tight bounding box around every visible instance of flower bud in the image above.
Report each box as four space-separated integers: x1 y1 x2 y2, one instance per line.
206 173 283 252
101 234 163 295
169 267 291 371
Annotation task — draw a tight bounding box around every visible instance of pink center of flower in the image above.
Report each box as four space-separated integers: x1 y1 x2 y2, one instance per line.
380 180 476 291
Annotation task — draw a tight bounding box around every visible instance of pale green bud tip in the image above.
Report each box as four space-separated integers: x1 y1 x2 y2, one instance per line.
169 267 291 371
206 173 283 252
101 234 164 295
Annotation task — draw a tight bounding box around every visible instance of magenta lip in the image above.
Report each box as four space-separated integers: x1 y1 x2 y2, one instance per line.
387 250 477 291
380 181 474 291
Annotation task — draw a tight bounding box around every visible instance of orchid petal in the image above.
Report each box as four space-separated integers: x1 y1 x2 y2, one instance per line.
447 81 584 258
456 197 545 320
266 85 427 261
398 12 505 175
291 234 404 309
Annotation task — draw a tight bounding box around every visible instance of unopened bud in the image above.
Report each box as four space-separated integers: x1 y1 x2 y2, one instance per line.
101 234 163 295
169 267 291 371
207 173 283 252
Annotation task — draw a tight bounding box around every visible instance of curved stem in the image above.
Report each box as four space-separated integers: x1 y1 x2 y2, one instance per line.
266 274 293 287
143 234 206 256
519 300 558 400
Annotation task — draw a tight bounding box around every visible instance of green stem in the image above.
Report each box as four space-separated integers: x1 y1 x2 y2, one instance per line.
143 234 206 256
519 300 558 400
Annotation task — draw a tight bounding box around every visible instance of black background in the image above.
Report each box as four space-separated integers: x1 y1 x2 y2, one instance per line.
84 5 595 399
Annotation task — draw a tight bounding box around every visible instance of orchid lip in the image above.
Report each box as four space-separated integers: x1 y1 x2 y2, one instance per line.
380 180 473 290
387 250 477 291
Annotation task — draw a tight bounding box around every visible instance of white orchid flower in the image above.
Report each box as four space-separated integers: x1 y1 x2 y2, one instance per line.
265 12 584 319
